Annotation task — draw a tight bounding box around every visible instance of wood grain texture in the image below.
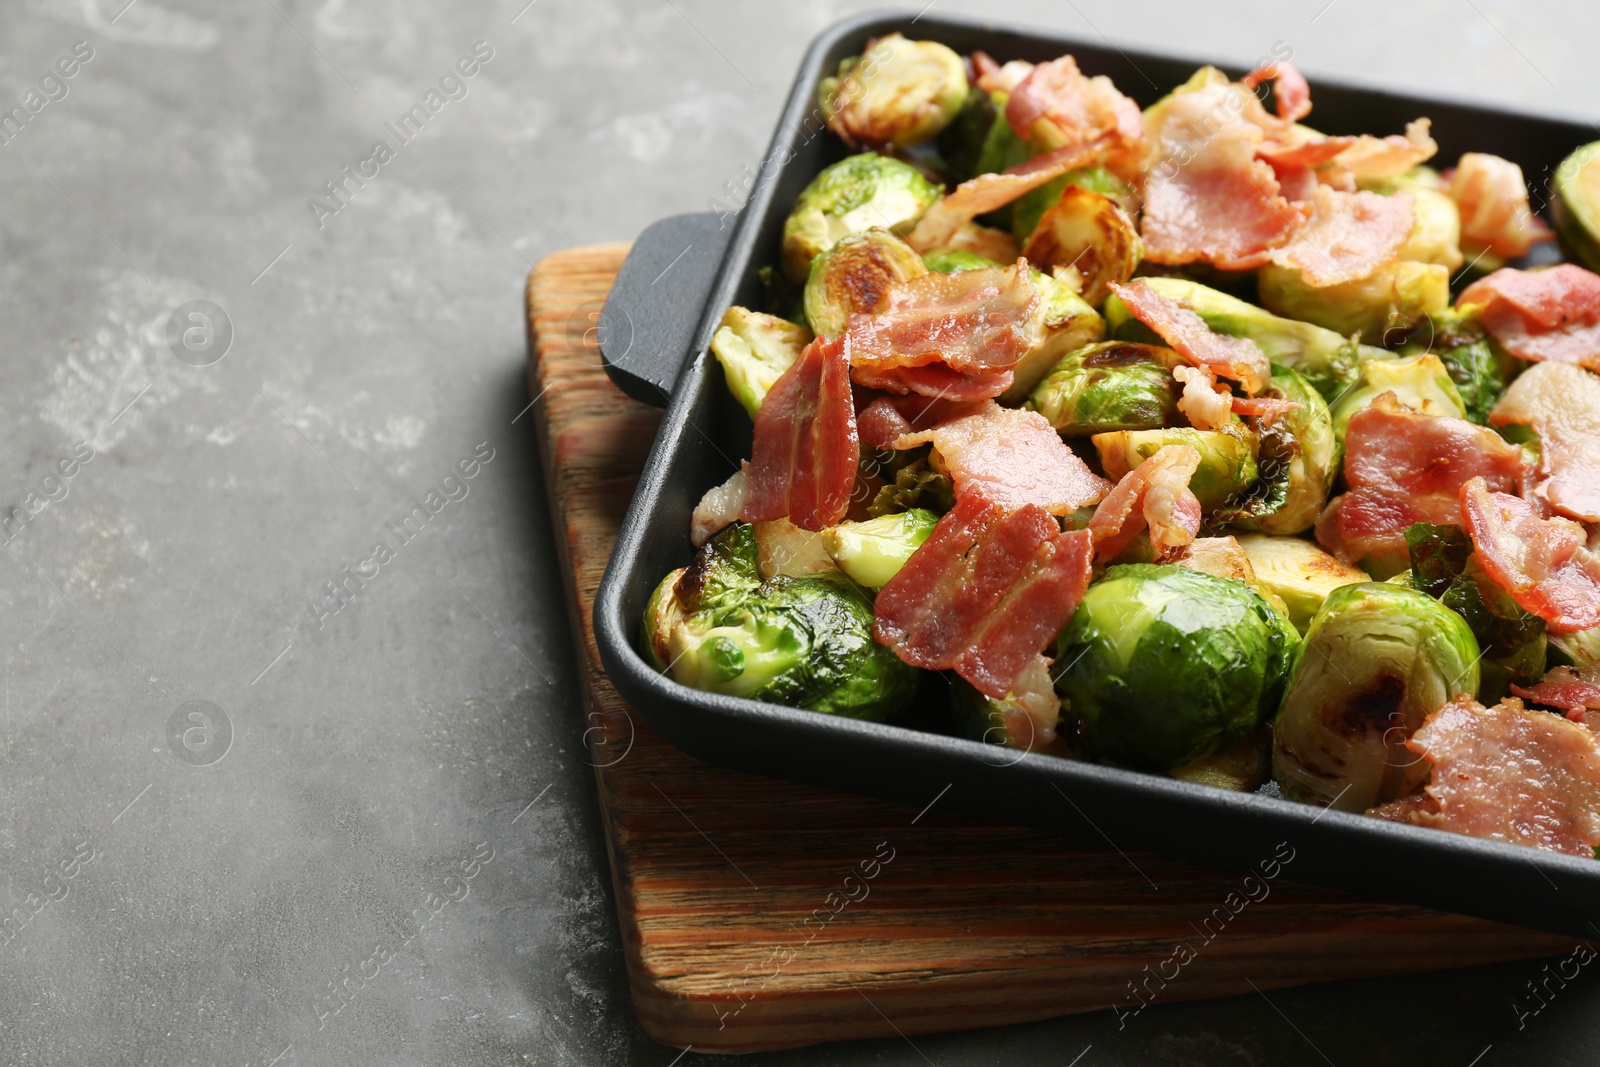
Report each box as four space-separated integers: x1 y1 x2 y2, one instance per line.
525 244 1569 1055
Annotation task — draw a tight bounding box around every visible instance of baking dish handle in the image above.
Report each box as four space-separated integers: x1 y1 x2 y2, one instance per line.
601 211 736 408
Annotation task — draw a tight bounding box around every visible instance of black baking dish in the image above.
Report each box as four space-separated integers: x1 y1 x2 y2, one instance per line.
593 9 1600 939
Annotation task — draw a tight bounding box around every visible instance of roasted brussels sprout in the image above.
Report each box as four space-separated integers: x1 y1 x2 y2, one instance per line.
1103 277 1389 403
1021 185 1142 307
1553 140 1600 272
644 523 917 719
1093 426 1258 510
819 34 968 151
1055 564 1299 770
1257 259 1449 346
1027 341 1183 436
1404 523 1546 702
821 509 937 589
802 229 928 337
1327 353 1468 443
1396 306 1515 425
1271 582 1481 811
1169 727 1271 792
781 153 942 283
1234 534 1370 634
1013 165 1139 247
708 307 813 419
1215 365 1336 536
1400 187 1465 269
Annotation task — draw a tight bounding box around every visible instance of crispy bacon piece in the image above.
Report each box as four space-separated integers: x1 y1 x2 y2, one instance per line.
1448 152 1554 259
1317 397 1525 563
1005 55 1145 169
1267 187 1415 287
907 138 1114 252
1139 81 1308 271
971 51 1032 95
1172 364 1233 431
890 401 1111 515
1327 118 1438 181
740 335 858 532
874 494 1095 699
1512 666 1600 717
1458 264 1600 371
1491 362 1600 523
1088 444 1203 561
844 263 1039 401
1461 478 1600 634
1231 395 1302 423
1256 136 1358 169
856 394 985 452
1241 59 1312 122
1366 695 1600 858
1109 279 1271 394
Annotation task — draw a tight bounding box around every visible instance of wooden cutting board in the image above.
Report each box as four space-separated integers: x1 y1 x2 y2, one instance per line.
524 243 1568 1055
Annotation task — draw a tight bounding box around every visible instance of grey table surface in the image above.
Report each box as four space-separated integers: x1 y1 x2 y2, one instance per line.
3 0 1600 1064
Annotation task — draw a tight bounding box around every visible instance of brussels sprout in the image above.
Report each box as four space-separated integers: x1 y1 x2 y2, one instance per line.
1551 627 1600 669
1327 353 1468 443
1055 564 1299 770
1005 269 1107 404
643 523 918 719
1027 341 1183 436
1271 582 1481 811
1102 277 1390 403
922 248 1001 273
781 153 942 283
818 34 968 151
867 456 954 518
708 307 814 419
1396 307 1514 426
1404 523 1546 702
1257 260 1449 346
1553 140 1600 272
1234 534 1370 634
822 509 937 589
1400 188 1465 270
1215 365 1337 536
802 229 928 337
1013 165 1140 249
1169 727 1271 792
1021 185 1142 307
1093 426 1258 510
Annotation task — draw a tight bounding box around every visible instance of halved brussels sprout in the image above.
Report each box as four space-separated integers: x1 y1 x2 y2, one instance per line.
1257 259 1449 346
1271 582 1481 811
1169 727 1271 792
1328 353 1468 443
1027 341 1183 436
1400 187 1465 270
1234 534 1370 634
1093 426 1258 510
1397 306 1515 425
819 34 968 151
1013 165 1140 249
1553 140 1600 272
644 523 918 719
822 509 937 589
1102 277 1390 403
1021 185 1142 307
1055 564 1299 770
781 153 942 283
1214 365 1336 536
802 229 928 338
709 307 814 419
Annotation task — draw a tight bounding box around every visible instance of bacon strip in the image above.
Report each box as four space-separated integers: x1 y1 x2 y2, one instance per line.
1448 152 1554 259
1267 187 1415 287
1241 60 1312 122
1511 666 1600 717
1328 118 1438 180
1139 81 1308 271
1256 136 1357 169
1368 695 1600 857
907 138 1114 252
856 394 985 452
846 264 1039 374
1109 279 1272 394
1317 397 1525 563
740 335 858 532
1461 477 1600 634
874 494 1094 699
1087 444 1203 561
1490 361 1600 523
890 401 1111 515
851 362 1014 401
1458 264 1600 371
